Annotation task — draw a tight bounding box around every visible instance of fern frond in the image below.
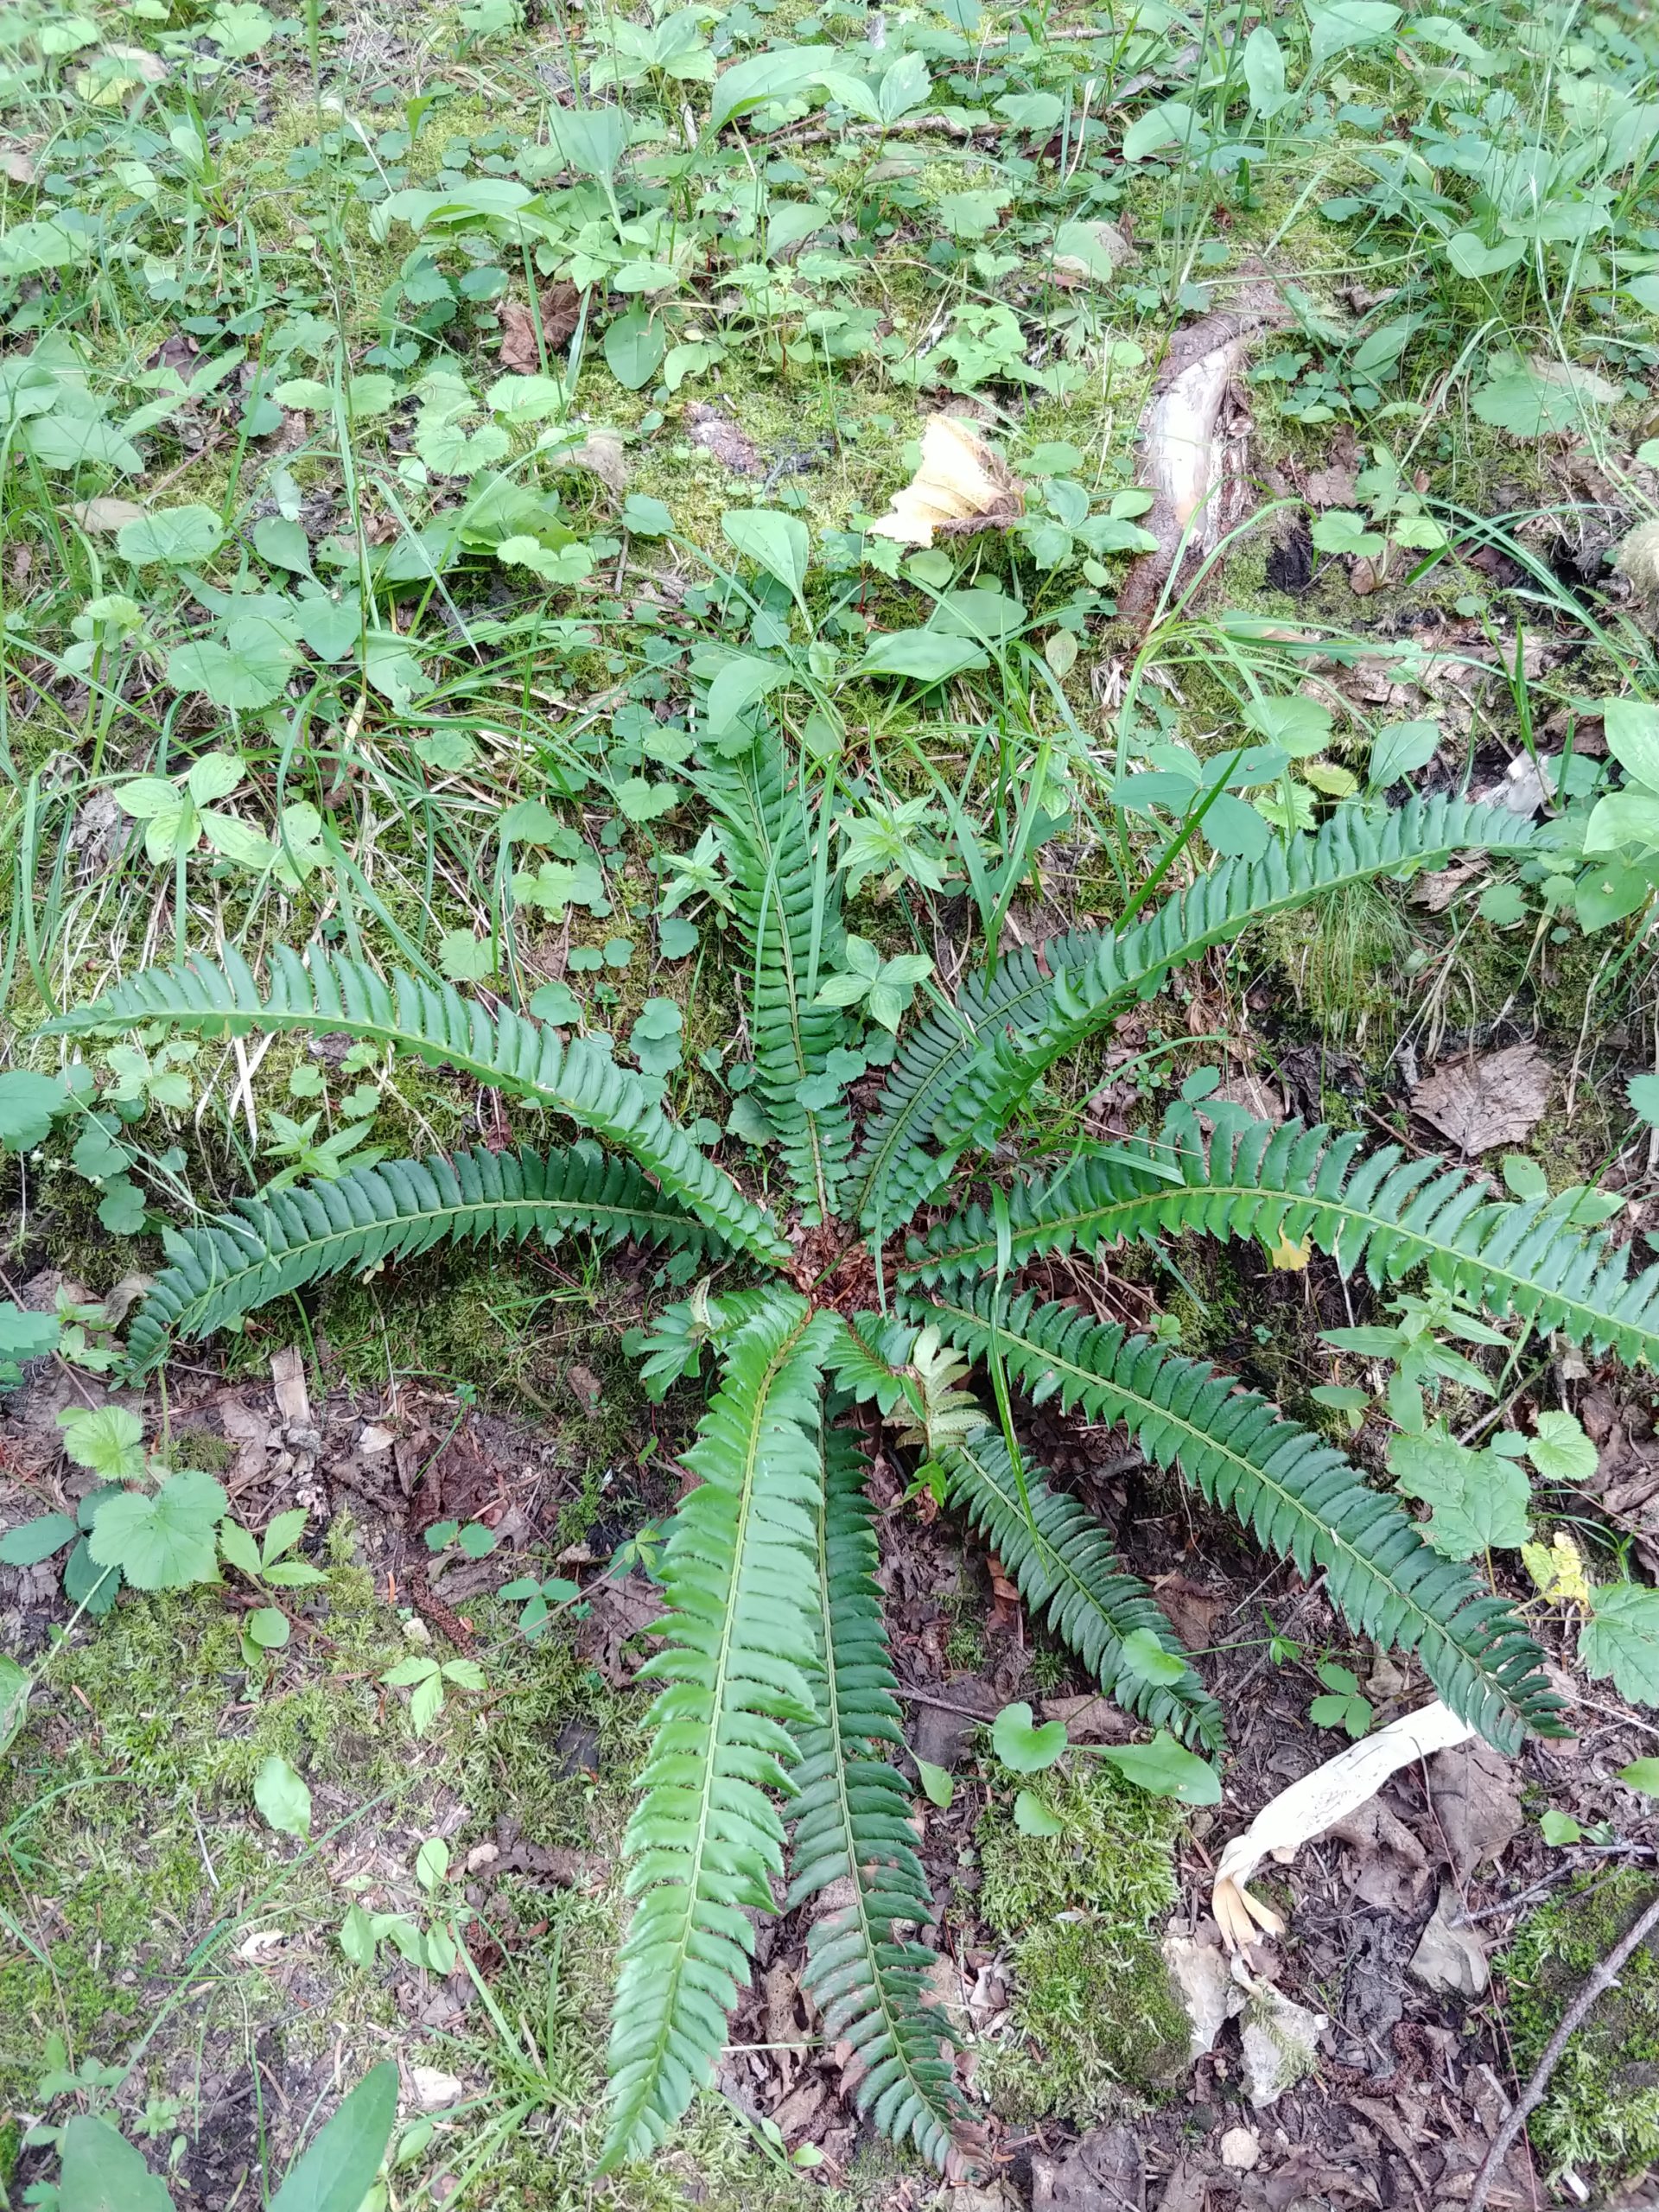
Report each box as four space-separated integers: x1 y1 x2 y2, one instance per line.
702 745 853 1224
902 1103 1659 1369
788 1415 963 2171
43 946 787 1265
852 798 1548 1236
936 1427 1224 1751
124 1142 715 1376
601 1292 836 2171
909 1283 1564 1752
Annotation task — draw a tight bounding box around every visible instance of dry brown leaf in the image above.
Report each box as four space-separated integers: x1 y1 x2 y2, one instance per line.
1411 1043 1550 1154
538 280 582 349
1424 1738 1521 1884
72 497 147 531
497 302 543 375
1304 465 1357 508
868 414 1023 548
1409 852 1486 912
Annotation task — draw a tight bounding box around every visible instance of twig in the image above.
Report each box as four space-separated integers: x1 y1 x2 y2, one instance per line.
1465 1886 1659 2212
893 1684 995 1721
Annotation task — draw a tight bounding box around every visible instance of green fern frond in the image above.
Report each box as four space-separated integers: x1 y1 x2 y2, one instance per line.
123 1142 715 1376
601 1292 836 2171
936 1427 1224 1751
852 797 1548 1236
909 1283 1564 1752
702 746 853 1224
901 1103 1659 1368
41 945 787 1266
788 1416 964 2171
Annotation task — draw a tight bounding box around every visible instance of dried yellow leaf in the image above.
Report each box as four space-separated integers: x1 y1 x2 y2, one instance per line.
868 414 1024 548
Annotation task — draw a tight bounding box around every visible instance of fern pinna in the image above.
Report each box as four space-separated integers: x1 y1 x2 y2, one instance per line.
45 732 1605 2171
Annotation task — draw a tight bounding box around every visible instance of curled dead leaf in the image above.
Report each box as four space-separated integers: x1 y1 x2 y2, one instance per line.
868 414 1024 548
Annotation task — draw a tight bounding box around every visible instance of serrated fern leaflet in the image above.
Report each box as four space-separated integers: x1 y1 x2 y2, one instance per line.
853 797 1548 1235
42 945 786 1265
126 1143 718 1374
600 1292 835 2170
902 1102 1659 1368
909 1283 1563 1752
788 1414 964 2169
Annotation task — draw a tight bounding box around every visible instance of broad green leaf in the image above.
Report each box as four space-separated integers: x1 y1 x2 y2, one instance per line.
709 44 832 132
622 493 674 536
603 308 664 391
855 632 988 683
1120 1628 1188 1684
88 1468 228 1589
0 1653 30 1755
1242 22 1287 114
1096 1732 1222 1803
1540 1808 1581 1845
254 1751 311 1838
1241 695 1332 755
1581 1581 1659 1704
117 505 224 566
247 1605 290 1649
1370 720 1439 787
1306 0 1401 72
1525 1409 1597 1484
1199 791 1272 861
0 1511 79 1565
1630 1074 1659 1127
1446 232 1527 278
269 2063 400 2212
486 372 567 423
1602 699 1659 791
438 931 496 982
545 105 627 181
23 415 143 474
1584 791 1659 854
913 1755 954 1808
1390 1428 1531 1558
1471 368 1611 437
705 651 792 737
990 1700 1066 1773
1122 100 1200 160
168 635 294 711
0 1070 67 1149
721 508 810 606
58 2116 174 2212
59 1404 146 1480
186 750 245 805
1620 1758 1659 1796
253 515 314 575
1013 1786 1065 1835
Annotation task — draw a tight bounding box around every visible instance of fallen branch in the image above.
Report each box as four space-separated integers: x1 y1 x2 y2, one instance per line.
1465 1885 1659 2212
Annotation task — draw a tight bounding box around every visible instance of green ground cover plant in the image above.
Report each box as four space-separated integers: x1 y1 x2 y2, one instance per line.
9 0 1659 2195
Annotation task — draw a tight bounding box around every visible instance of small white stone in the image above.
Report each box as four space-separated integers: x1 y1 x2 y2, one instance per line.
403 1616 433 1646
1220 2127 1260 2171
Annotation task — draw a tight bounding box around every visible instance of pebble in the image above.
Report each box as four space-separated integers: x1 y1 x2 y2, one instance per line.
1220 2127 1261 2171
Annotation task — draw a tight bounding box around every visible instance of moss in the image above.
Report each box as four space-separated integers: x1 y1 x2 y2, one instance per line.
976 1758 1188 2124
1503 1872 1659 2190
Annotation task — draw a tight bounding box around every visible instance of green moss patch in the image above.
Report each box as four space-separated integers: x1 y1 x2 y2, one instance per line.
976 1759 1189 2124
1503 1872 1659 2190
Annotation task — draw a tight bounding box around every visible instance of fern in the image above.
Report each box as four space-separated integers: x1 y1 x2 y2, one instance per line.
703 747 853 1224
936 1427 1224 1751
124 1142 716 1375
909 1282 1564 1752
852 797 1548 1235
902 1102 1659 1368
43 944 787 1266
600 1293 836 2170
788 1415 963 2170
